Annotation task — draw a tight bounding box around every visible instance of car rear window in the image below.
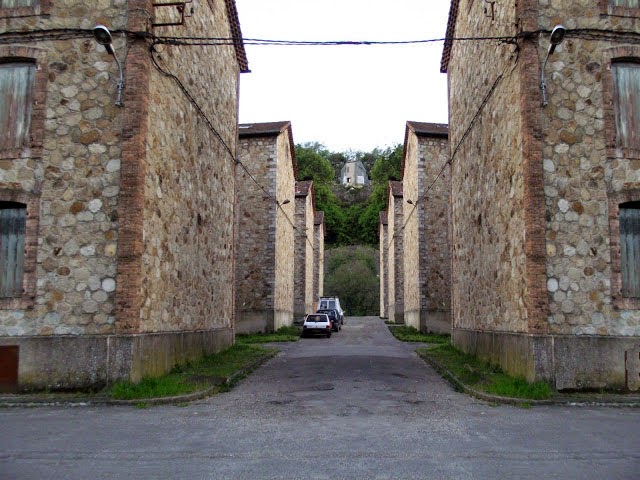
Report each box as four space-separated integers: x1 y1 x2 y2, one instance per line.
307 315 325 322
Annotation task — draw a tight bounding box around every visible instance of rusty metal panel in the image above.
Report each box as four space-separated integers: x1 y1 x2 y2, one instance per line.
613 62 640 150
0 203 26 298
620 204 640 298
0 62 35 151
0 345 19 393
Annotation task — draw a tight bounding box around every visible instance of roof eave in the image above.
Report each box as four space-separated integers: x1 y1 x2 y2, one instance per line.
440 0 460 73
225 0 250 73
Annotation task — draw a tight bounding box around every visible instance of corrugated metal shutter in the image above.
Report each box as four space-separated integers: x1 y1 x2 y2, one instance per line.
0 202 26 298
620 203 640 298
0 62 35 150
0 0 36 7
612 62 640 150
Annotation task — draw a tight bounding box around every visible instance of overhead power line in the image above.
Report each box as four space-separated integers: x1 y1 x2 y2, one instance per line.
2 27 639 47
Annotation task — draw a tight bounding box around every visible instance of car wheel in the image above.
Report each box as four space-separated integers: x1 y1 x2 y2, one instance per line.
327 332 331 338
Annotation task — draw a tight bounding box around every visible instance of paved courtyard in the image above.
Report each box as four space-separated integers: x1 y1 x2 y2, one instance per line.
1 316 639 479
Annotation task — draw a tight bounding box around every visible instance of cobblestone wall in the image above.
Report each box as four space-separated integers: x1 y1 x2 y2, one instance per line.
445 0 640 389
0 2 128 336
313 212 325 302
235 126 295 333
142 0 240 334
294 181 314 319
403 124 451 333
387 182 403 323
538 2 640 337
0 0 244 388
403 133 419 330
447 0 528 335
274 130 296 329
236 136 276 330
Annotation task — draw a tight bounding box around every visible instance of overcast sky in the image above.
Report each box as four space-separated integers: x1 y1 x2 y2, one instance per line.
235 0 451 153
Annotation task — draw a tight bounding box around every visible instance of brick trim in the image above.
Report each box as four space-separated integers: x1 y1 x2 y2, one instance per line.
602 46 640 160
598 0 640 18
608 189 640 310
0 0 51 18
517 0 548 334
114 1 152 333
0 46 47 160
0 187 39 310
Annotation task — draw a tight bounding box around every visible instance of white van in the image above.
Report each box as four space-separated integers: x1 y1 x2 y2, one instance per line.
317 297 344 321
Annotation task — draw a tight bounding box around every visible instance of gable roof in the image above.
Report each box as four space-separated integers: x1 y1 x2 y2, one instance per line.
406 121 449 138
239 121 298 179
389 180 403 197
440 0 459 73
295 180 315 211
295 180 313 197
401 121 449 178
238 121 291 137
224 0 250 73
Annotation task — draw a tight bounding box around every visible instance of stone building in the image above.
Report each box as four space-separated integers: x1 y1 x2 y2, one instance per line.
294 180 315 320
402 121 451 334
236 122 297 333
386 181 404 324
379 211 388 319
442 0 640 390
313 211 326 303
341 160 370 186
0 0 248 390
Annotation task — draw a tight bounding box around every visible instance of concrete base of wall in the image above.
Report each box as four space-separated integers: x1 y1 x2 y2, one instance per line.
236 310 275 334
0 328 233 391
387 304 404 325
453 328 640 391
273 309 294 331
404 310 420 330
420 311 451 335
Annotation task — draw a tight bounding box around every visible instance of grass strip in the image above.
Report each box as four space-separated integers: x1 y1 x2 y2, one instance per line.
416 344 552 400
236 325 302 344
108 343 276 400
387 324 450 344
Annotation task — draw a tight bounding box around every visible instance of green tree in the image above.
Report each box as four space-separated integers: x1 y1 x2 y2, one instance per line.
324 245 379 316
354 144 403 246
295 143 334 184
295 143 347 245
370 144 403 185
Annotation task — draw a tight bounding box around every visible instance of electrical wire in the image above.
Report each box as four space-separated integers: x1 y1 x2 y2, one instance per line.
386 47 520 250
2 27 639 47
149 43 311 246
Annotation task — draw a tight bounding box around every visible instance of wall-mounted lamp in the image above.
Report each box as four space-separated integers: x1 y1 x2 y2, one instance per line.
93 24 124 107
406 199 416 205
540 25 566 108
280 199 290 205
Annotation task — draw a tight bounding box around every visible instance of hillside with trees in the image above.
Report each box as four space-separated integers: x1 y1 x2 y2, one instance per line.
295 142 402 315
295 142 402 247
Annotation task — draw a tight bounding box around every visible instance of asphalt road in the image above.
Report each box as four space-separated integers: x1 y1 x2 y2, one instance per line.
2 316 640 479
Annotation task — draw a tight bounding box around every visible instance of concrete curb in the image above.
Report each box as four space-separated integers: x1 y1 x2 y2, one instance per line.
419 351 640 408
0 349 278 408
